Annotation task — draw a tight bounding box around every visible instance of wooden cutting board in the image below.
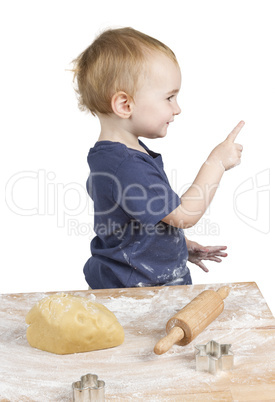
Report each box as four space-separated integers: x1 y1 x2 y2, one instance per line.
1 282 275 401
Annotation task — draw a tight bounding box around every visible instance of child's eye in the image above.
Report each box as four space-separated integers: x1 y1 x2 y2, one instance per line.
167 95 174 102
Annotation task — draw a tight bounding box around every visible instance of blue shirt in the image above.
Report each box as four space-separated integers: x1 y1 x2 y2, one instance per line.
84 140 191 289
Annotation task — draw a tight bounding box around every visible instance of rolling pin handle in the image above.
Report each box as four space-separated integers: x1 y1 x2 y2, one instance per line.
154 326 184 355
217 286 230 300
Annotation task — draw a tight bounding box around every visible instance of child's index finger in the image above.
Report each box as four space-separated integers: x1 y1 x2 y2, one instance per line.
226 120 245 142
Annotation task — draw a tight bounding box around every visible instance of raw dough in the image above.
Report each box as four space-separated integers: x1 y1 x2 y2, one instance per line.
25 293 124 354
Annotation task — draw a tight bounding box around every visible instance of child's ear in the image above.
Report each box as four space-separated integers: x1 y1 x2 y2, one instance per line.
111 91 134 119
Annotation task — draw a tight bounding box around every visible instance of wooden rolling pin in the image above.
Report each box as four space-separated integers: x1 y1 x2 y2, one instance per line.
154 286 230 355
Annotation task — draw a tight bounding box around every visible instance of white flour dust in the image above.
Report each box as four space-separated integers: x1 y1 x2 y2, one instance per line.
0 283 275 400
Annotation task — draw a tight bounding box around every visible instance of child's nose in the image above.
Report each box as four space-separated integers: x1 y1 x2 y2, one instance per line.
174 102 181 115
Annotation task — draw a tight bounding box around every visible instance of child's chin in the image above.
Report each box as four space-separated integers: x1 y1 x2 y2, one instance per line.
142 130 168 140
159 130 168 138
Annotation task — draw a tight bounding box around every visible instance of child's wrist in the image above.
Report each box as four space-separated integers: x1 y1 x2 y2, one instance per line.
204 156 225 173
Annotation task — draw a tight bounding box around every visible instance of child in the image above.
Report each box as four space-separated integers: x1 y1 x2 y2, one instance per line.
72 27 244 289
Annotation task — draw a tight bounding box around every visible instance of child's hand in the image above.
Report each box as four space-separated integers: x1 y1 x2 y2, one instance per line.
207 121 245 171
186 239 228 272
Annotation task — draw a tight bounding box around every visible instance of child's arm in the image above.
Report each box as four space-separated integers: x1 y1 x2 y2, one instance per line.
162 121 245 229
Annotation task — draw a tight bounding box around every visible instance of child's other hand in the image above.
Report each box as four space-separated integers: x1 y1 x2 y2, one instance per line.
186 240 228 272
207 121 245 171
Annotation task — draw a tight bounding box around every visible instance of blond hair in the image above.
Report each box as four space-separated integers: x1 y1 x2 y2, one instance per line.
71 27 178 116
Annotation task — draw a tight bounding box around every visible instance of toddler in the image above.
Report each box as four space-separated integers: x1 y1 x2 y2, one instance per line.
72 27 244 289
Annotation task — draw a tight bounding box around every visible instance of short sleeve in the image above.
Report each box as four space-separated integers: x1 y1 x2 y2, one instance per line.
112 155 181 226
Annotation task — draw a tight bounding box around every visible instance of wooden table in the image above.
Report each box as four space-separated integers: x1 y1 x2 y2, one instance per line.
1 282 275 401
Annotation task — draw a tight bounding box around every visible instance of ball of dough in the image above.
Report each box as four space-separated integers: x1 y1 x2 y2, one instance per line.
25 293 124 354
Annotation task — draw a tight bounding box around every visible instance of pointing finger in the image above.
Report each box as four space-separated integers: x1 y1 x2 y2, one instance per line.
226 120 245 142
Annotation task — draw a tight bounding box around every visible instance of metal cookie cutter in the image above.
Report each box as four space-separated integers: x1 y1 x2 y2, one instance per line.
72 373 105 401
195 340 234 375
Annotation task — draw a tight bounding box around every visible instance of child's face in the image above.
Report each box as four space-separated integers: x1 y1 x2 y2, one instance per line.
130 53 181 139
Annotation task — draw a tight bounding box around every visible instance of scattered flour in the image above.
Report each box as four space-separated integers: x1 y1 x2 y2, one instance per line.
0 283 274 400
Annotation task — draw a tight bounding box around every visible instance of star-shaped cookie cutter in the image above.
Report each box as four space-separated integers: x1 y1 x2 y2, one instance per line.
72 373 105 401
195 340 234 375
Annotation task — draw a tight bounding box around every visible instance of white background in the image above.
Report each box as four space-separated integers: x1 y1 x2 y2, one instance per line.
1 0 274 315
